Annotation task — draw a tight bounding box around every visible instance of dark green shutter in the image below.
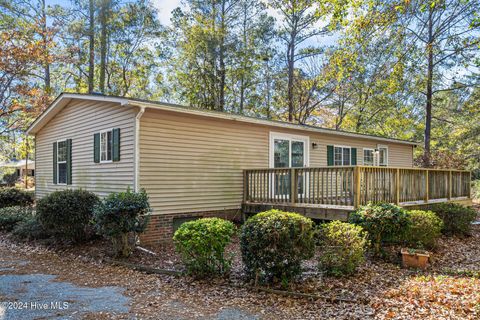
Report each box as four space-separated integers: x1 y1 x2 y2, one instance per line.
112 128 120 162
66 139 72 185
94 133 100 163
53 142 57 184
351 148 357 165
327 145 334 166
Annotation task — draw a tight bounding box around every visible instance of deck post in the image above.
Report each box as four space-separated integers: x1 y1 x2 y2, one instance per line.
354 166 361 209
395 168 400 205
425 170 429 203
243 170 248 202
448 170 452 200
290 168 297 205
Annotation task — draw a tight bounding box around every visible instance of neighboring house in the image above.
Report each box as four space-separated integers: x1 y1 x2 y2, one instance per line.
0 160 35 179
27 93 471 244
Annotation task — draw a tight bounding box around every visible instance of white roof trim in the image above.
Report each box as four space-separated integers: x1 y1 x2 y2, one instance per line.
27 93 419 146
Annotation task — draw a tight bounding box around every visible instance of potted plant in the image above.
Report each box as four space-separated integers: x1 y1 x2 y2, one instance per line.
401 248 431 269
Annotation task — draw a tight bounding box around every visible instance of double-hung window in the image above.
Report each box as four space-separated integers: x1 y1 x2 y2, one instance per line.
100 130 113 162
334 146 351 166
378 146 388 166
57 140 67 184
363 148 375 166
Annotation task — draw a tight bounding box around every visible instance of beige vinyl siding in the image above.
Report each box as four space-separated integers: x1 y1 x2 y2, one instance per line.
139 109 414 215
35 99 136 198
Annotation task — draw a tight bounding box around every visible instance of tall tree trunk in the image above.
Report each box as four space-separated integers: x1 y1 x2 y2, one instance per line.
41 0 50 92
287 39 295 122
88 0 95 93
424 7 434 167
218 0 226 112
99 0 109 94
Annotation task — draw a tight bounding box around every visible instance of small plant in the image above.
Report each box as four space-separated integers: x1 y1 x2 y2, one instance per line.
428 203 477 236
93 189 151 257
0 206 34 231
12 216 51 241
36 189 99 242
404 210 443 249
240 210 315 286
2 172 18 187
349 202 410 255
174 218 236 278
317 221 368 276
0 188 34 208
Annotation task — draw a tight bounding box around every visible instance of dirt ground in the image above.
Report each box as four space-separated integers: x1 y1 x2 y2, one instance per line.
1 207 480 319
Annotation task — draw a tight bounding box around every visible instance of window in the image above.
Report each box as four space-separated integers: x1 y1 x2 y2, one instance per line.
100 130 113 162
334 146 351 166
363 148 374 166
378 145 388 166
57 139 67 184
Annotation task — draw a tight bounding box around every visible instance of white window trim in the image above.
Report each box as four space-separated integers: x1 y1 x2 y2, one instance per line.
377 144 389 166
269 132 310 168
56 139 67 185
363 148 375 166
99 128 114 164
333 145 352 166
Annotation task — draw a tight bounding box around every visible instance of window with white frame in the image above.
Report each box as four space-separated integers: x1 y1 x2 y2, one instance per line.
57 140 67 184
363 148 375 166
334 146 351 166
100 130 113 162
378 146 388 166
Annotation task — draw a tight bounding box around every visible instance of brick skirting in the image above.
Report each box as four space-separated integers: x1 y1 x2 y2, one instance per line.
139 209 243 245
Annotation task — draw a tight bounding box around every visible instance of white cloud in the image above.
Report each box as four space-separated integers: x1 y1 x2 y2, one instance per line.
151 0 182 25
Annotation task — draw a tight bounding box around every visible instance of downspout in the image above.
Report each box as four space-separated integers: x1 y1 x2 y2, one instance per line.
134 106 146 192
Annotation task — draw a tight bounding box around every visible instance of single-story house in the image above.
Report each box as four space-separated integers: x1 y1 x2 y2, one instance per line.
0 160 35 178
27 93 471 244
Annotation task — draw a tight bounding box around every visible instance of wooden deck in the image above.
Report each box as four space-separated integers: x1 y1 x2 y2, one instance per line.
242 166 472 220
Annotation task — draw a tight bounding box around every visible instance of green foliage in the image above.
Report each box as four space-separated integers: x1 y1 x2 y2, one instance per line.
2 172 18 187
473 180 480 200
0 188 34 208
0 206 33 231
173 218 236 278
349 203 410 255
12 216 50 241
317 221 368 276
36 189 99 242
404 210 443 249
240 210 315 285
93 189 151 257
428 203 477 236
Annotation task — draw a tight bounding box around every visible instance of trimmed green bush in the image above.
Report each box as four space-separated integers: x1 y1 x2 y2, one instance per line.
174 218 236 278
36 189 99 242
317 221 368 276
0 188 34 208
428 203 477 236
12 216 50 241
93 189 150 257
2 172 18 187
240 210 315 285
349 203 410 255
404 210 443 249
0 206 34 231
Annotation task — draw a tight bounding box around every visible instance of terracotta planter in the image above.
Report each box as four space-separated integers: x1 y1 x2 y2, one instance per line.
401 248 431 269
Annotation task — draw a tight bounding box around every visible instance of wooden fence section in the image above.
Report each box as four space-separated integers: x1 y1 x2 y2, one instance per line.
243 166 471 210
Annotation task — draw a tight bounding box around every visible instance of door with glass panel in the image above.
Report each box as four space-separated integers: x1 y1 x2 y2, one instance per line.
272 136 307 199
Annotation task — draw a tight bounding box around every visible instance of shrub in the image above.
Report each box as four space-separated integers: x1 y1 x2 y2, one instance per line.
472 180 480 200
428 203 477 236
174 218 236 278
36 189 99 242
0 206 34 231
349 203 410 255
93 189 151 257
12 216 51 241
240 210 315 285
2 172 18 187
404 210 443 249
317 221 368 276
0 188 34 208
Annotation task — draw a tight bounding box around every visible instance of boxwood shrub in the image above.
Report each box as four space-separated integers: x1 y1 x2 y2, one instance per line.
174 217 236 278
0 188 34 208
317 221 368 276
0 206 34 231
36 189 99 242
93 189 150 257
240 210 315 285
428 203 477 236
12 216 51 241
404 210 443 249
349 202 410 255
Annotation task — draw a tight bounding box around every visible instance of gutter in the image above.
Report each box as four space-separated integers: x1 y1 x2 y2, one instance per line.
134 106 146 192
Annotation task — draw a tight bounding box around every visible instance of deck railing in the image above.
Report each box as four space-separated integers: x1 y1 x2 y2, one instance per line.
243 166 471 209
